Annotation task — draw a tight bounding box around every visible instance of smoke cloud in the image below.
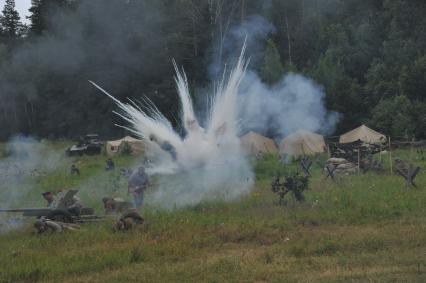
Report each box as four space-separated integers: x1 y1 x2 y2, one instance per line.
209 14 339 138
238 71 339 138
0 0 169 138
209 14 275 78
0 136 64 233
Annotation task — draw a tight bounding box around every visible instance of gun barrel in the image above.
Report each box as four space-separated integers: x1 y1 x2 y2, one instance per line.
0 208 52 216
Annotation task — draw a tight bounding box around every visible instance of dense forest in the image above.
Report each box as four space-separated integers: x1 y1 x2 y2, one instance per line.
0 0 425 140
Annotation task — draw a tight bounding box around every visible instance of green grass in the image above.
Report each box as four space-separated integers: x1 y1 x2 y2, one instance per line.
0 146 425 282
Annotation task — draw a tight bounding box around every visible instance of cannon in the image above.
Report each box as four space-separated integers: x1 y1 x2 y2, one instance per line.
0 189 105 223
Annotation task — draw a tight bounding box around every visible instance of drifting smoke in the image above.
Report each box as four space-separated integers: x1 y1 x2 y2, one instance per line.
91 48 254 209
209 15 275 79
0 0 169 139
0 136 64 233
211 15 339 138
239 71 339 138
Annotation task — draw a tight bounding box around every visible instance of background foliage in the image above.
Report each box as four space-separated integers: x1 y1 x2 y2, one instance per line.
0 0 425 140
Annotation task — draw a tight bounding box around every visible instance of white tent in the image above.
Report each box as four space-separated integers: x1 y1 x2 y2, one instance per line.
106 136 145 156
339 124 386 144
279 129 326 156
240 131 278 155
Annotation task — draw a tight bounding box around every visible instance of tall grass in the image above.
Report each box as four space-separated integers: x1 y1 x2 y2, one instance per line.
0 146 424 282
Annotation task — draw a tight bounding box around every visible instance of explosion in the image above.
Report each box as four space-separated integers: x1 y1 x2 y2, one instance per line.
90 46 254 208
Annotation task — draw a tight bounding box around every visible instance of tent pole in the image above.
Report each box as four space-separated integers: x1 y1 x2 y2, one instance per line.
389 136 393 174
357 146 360 175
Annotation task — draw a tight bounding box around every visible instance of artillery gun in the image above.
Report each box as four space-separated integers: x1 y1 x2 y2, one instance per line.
0 189 105 223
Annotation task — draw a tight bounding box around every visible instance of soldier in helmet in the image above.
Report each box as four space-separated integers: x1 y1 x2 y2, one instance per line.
128 166 149 207
34 217 80 234
113 210 144 231
42 190 83 216
42 191 57 209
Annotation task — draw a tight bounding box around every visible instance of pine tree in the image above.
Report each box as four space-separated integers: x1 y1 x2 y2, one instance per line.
28 0 70 35
28 0 44 35
0 0 24 37
260 39 284 85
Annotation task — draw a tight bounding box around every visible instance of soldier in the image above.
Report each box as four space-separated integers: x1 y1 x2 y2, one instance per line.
42 190 83 216
34 217 80 234
102 197 132 214
149 134 177 161
105 158 115 171
42 191 57 208
64 193 83 216
71 164 80 175
128 166 149 207
113 210 144 231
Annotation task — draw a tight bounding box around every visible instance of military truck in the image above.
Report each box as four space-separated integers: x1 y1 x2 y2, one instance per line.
0 190 104 223
66 134 103 156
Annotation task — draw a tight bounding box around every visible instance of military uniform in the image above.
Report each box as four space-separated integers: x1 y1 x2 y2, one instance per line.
34 218 80 234
128 168 149 207
113 210 144 231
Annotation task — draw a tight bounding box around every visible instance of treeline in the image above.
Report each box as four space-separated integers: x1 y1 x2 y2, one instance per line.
0 0 425 140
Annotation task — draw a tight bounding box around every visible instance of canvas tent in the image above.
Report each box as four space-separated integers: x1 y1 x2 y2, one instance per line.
279 130 326 156
106 136 145 156
240 131 278 155
339 124 386 144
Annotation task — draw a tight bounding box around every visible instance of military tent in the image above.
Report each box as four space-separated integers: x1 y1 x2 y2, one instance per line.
279 130 326 156
339 124 386 144
106 136 145 156
240 131 278 155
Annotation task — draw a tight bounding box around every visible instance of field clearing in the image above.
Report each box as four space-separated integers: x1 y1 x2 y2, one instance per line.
0 146 425 282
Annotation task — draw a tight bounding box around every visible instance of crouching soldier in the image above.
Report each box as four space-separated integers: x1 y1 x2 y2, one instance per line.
113 210 144 231
102 197 132 214
42 190 83 216
34 217 80 234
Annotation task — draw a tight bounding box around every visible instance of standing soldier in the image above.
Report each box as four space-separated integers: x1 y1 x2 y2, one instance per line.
105 158 115 171
128 166 149 207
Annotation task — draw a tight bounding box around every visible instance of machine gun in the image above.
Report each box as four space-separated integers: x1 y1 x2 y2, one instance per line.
271 172 309 205
0 189 104 223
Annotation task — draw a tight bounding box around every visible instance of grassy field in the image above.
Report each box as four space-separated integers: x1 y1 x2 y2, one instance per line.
0 145 425 282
